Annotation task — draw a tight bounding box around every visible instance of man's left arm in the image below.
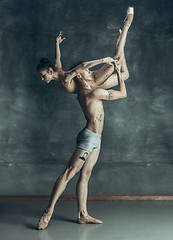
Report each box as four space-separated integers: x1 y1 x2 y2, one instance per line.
93 66 127 100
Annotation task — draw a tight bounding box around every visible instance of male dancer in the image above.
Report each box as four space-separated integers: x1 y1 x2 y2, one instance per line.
37 7 134 230
37 58 127 229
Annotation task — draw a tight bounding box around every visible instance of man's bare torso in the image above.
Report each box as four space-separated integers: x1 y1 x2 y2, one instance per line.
77 88 104 134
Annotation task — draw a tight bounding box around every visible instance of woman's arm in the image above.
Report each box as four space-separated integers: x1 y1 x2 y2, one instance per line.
60 70 79 94
60 57 115 93
82 57 115 69
55 32 65 70
61 58 109 88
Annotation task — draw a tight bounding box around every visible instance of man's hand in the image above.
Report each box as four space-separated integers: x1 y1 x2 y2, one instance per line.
56 31 65 44
113 60 121 73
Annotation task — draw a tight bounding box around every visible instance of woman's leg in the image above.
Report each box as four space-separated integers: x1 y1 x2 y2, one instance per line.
114 7 134 60
37 148 90 230
92 7 133 86
76 149 102 223
98 30 129 89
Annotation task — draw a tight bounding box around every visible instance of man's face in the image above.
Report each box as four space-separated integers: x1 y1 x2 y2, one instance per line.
39 68 53 83
80 69 92 81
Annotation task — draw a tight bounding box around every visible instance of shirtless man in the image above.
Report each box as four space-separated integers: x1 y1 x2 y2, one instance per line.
37 60 127 230
37 6 134 230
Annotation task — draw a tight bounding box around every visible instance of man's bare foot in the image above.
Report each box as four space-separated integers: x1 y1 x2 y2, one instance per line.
124 7 134 28
37 208 53 230
77 214 103 224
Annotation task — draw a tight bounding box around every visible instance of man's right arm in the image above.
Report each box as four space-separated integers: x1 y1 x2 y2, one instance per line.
93 67 127 100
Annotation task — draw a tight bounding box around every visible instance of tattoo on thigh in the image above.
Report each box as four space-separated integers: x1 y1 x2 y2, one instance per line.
108 90 113 100
103 65 112 71
79 152 89 161
103 75 109 80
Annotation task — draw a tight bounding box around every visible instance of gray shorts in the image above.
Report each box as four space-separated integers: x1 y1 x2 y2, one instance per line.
76 128 102 152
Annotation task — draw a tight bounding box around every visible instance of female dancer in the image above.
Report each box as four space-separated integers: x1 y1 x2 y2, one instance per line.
37 7 134 92
36 7 134 230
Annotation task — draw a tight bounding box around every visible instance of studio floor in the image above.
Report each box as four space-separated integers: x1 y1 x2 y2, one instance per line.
0 200 173 240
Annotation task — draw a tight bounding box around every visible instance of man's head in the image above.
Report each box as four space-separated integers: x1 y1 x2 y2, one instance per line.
79 68 93 81
76 69 93 90
37 58 55 83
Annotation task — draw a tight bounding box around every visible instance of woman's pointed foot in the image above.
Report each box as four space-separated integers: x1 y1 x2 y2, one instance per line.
124 6 134 27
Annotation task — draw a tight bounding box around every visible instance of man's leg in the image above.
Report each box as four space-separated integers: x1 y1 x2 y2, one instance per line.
92 7 133 86
76 149 102 223
37 148 90 230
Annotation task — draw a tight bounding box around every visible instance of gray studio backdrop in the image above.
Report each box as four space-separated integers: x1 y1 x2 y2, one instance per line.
0 0 172 195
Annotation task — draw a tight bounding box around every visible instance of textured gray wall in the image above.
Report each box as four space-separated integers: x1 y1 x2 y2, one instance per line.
0 0 173 195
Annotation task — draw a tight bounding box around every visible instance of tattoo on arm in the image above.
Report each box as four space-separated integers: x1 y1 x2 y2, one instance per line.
108 90 113 100
96 113 103 122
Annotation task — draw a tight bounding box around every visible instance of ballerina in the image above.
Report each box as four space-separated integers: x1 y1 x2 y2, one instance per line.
36 6 134 230
37 7 134 92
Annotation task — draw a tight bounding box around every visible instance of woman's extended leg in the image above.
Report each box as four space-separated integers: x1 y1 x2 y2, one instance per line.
76 149 102 223
94 30 129 89
92 7 134 86
37 148 90 230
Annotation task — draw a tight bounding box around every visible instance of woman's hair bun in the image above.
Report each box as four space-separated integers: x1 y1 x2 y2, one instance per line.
40 58 49 64
37 57 54 72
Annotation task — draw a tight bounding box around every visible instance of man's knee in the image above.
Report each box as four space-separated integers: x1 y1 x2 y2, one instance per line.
80 169 92 182
64 166 78 182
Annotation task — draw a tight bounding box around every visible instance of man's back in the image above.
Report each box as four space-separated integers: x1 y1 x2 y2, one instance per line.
77 89 104 134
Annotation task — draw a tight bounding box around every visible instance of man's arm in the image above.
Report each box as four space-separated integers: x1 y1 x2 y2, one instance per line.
93 67 127 100
55 32 65 70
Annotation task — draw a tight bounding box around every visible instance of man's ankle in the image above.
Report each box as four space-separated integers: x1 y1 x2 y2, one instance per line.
79 210 88 218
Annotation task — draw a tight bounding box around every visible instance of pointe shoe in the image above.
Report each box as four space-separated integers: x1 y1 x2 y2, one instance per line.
37 208 53 230
124 6 134 27
77 215 103 224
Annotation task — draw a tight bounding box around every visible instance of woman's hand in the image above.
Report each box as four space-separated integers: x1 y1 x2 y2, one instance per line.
73 63 85 73
56 31 65 44
102 57 115 64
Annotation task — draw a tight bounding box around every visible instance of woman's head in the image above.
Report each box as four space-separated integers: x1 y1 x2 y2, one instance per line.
37 58 55 83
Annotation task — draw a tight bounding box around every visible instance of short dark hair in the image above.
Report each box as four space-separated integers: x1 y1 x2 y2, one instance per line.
37 58 55 72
